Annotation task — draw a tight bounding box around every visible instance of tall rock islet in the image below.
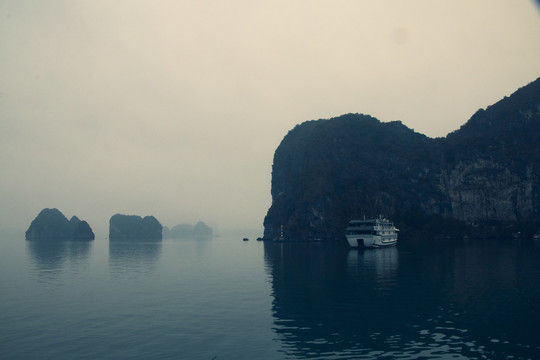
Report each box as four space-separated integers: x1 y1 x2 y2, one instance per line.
25 208 95 241
109 214 162 241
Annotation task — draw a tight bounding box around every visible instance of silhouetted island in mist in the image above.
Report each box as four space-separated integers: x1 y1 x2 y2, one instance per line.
109 214 162 241
162 221 213 239
25 208 95 241
263 77 540 241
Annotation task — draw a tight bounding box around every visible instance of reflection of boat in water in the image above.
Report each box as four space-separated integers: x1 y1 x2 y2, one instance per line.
345 217 398 248
347 246 398 271
347 246 399 289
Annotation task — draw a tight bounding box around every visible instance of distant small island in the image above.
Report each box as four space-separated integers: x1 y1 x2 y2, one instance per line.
162 221 213 239
109 214 162 241
25 208 95 241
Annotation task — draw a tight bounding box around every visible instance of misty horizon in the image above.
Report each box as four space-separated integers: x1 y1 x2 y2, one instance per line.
1 1 539 234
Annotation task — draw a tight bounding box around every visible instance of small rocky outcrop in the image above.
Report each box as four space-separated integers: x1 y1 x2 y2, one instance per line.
25 208 95 241
109 214 162 241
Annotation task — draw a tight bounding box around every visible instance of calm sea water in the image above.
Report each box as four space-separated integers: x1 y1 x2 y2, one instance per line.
1 231 540 359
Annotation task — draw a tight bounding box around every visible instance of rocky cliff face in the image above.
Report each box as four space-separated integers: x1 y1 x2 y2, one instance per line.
440 160 537 224
25 208 95 241
109 214 163 241
264 77 540 241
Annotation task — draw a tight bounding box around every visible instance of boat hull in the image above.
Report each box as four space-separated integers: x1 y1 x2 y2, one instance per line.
346 235 397 248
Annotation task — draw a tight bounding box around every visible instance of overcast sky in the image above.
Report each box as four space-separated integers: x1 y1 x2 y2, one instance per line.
1 1 539 235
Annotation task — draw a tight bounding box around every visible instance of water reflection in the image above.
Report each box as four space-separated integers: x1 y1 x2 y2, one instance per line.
264 240 540 359
347 247 398 287
264 242 389 358
26 240 92 280
448 239 540 352
108 240 162 276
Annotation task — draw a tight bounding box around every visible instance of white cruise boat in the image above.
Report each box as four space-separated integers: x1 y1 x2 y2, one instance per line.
346 217 398 248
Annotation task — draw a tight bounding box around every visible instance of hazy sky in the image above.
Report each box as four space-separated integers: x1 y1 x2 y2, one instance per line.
1 1 539 235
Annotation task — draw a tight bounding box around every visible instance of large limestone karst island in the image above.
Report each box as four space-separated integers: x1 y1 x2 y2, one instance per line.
25 208 95 241
263 77 540 241
109 214 163 241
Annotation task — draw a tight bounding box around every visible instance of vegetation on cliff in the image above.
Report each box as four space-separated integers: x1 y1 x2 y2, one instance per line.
264 77 540 241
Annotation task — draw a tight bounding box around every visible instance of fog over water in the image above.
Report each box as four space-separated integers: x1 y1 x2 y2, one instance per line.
1 1 539 234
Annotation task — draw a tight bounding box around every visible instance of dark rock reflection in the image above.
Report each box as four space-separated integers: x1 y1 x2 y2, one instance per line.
108 240 162 276
263 240 540 359
26 240 92 279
